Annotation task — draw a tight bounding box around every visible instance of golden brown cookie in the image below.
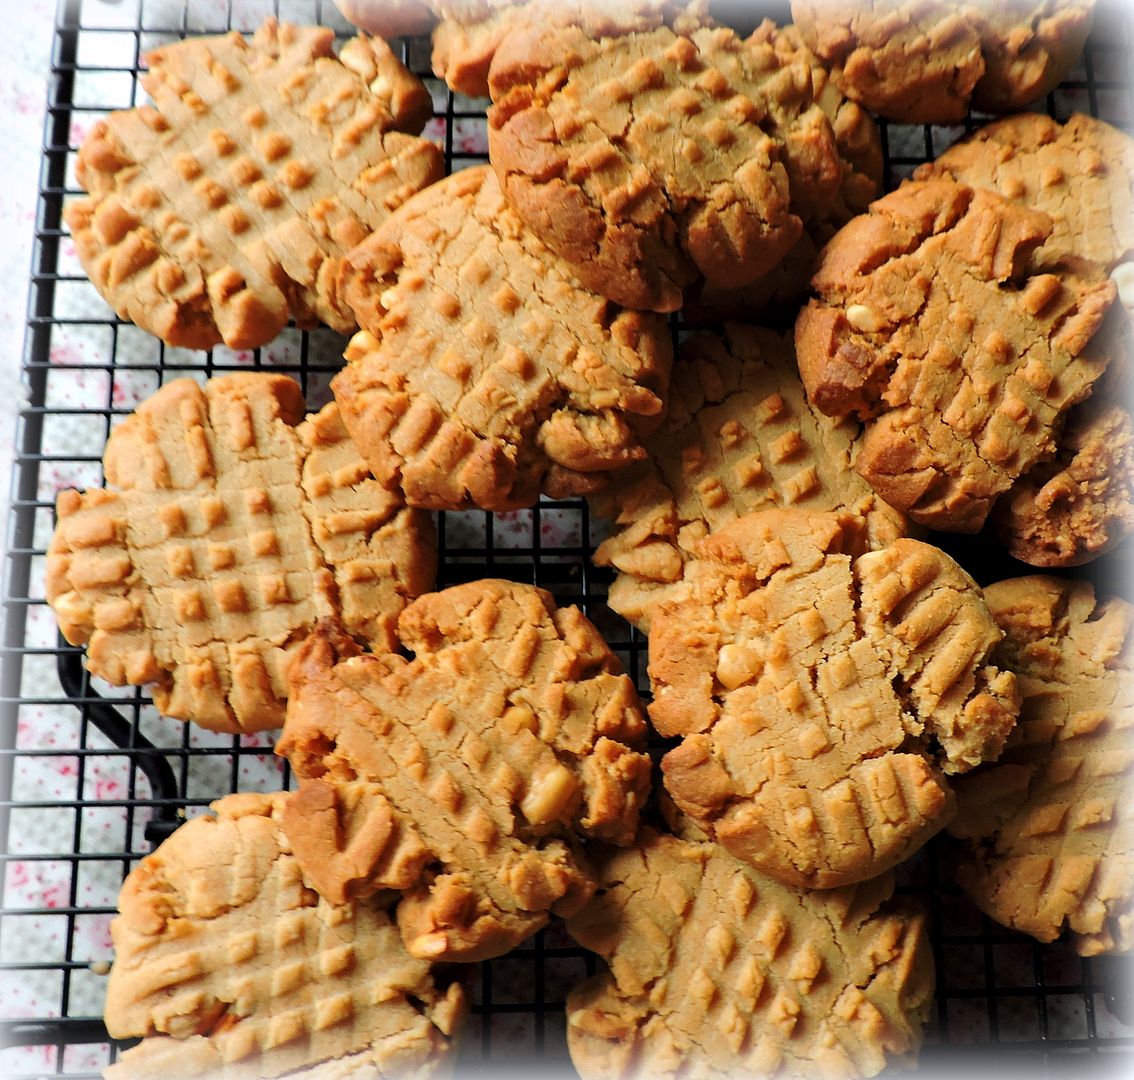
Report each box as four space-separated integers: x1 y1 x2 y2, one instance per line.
795 179 1115 532
331 165 671 511
103 792 465 1080
488 24 854 311
650 509 1019 889
65 20 442 350
790 0 1096 123
335 1 711 98
276 580 652 962
950 577 1134 955
45 374 434 733
566 829 933 1079
592 325 907 631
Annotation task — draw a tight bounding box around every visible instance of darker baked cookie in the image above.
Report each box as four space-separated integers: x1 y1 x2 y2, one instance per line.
65 21 441 349
795 179 1115 532
332 166 671 511
950 577 1134 956
277 580 652 962
791 0 1096 124
488 25 853 311
566 829 933 1079
650 509 1018 889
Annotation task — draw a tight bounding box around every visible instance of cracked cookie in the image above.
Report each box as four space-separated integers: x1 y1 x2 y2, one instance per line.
592 325 907 632
488 24 853 311
332 165 671 511
795 179 1115 532
950 577 1134 955
791 0 1096 123
566 829 933 1079
65 20 441 350
103 792 465 1080
650 509 1019 889
276 580 652 962
46 374 435 733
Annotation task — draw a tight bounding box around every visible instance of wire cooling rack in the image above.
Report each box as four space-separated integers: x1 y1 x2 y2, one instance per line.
2 0 1133 1076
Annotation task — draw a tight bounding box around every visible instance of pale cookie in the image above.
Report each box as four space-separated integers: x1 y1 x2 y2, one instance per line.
592 325 907 632
103 792 465 1080
45 374 434 733
950 577 1134 955
791 0 1095 124
488 24 852 311
65 20 442 350
566 829 933 1080
651 509 1019 889
795 180 1115 532
276 580 652 962
332 166 671 511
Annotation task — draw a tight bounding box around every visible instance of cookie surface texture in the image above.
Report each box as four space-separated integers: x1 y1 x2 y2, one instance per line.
276 579 652 962
950 577 1134 955
795 180 1115 532
593 325 907 631
650 509 1019 888
65 20 442 349
489 24 851 311
332 165 671 511
790 0 1095 123
566 829 933 1079
45 374 435 733
103 792 465 1080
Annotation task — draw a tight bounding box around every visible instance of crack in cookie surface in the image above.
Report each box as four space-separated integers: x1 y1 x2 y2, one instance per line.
650 508 1018 888
46 374 434 732
277 580 651 962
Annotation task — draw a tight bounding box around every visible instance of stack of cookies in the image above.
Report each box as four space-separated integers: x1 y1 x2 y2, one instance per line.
46 2 1132 1077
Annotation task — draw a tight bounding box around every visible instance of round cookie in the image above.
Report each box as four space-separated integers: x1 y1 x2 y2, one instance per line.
276 580 652 962
488 24 849 311
332 165 671 511
950 577 1134 956
795 179 1116 533
65 21 442 350
565 829 934 1080
592 325 907 632
790 0 1096 124
104 792 465 1080
650 509 1019 889
45 374 435 733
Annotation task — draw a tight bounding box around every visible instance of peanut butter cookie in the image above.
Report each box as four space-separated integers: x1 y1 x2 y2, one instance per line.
46 374 434 733
104 792 465 1080
593 325 907 631
332 165 671 511
65 20 441 350
277 580 651 962
566 829 933 1079
488 25 852 311
795 180 1115 532
950 577 1134 955
651 509 1019 889
791 0 1096 123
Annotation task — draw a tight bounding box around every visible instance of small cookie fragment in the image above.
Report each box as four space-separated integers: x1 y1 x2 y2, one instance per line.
66 20 442 349
593 325 907 631
333 166 671 511
46 374 434 733
277 580 652 962
566 829 933 1080
795 180 1115 532
951 578 1134 956
791 0 1095 123
103 792 465 1080
651 509 1018 889
489 25 851 311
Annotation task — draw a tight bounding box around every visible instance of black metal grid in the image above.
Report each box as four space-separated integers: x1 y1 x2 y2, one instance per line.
1 0 1133 1076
